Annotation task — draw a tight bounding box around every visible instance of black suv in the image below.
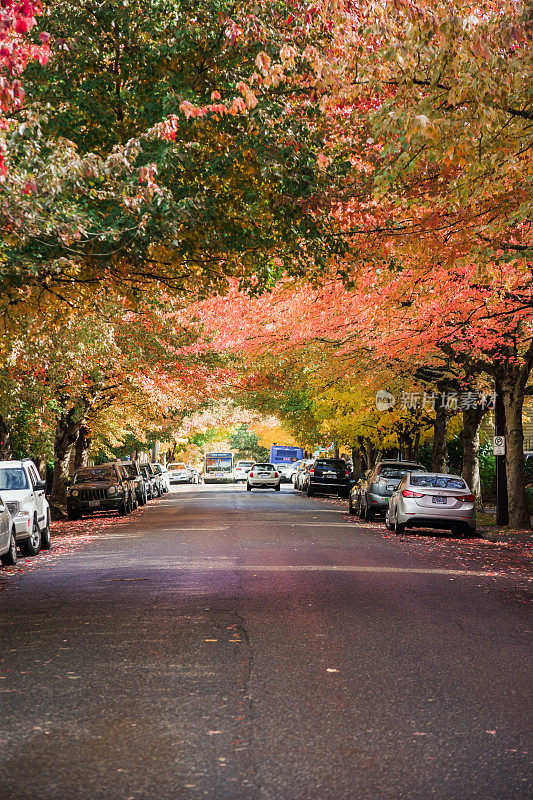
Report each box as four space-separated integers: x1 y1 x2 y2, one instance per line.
358 460 427 521
67 463 135 520
306 458 350 498
119 461 147 507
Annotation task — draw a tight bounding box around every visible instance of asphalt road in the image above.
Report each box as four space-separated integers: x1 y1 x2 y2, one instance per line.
0 484 531 800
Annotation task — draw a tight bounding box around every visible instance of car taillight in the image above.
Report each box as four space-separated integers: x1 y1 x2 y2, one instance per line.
345 470 350 477
456 494 475 502
249 472 253 477
274 472 279 478
402 489 424 498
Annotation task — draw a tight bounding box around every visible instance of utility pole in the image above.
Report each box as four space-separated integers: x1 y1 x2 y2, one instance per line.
495 384 508 526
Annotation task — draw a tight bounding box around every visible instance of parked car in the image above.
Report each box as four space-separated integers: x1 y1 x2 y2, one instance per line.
67 463 135 519
120 461 148 506
153 463 170 493
139 464 156 499
294 460 314 491
246 463 281 492
234 460 255 482
348 471 370 515
358 460 427 521
167 462 191 484
278 462 299 483
0 496 17 566
144 462 163 497
189 467 199 484
304 458 351 498
290 460 305 484
386 472 476 537
0 459 51 555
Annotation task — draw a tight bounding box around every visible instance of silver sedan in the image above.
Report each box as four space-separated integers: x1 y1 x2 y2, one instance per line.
386 472 476 537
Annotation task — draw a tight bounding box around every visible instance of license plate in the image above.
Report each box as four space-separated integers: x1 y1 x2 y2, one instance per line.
259 473 269 477
324 472 336 477
89 500 100 507
215 472 224 477
432 496 447 504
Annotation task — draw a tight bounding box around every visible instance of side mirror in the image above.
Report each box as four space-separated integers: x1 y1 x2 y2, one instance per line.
0 504 5 513
34 480 46 492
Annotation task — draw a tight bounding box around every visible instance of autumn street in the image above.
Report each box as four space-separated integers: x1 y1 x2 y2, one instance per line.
0 486 531 800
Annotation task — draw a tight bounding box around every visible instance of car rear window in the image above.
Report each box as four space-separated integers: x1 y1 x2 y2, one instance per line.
378 464 425 478
74 467 117 483
411 475 467 489
168 463 186 470
0 467 30 490
236 462 254 469
254 464 274 470
315 459 346 469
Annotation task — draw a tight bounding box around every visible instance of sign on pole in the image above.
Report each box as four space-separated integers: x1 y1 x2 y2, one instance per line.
493 435 505 456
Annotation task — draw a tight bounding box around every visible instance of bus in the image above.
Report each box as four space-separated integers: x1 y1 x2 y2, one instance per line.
203 452 234 484
269 444 304 467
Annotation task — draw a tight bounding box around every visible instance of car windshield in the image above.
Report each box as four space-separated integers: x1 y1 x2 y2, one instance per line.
74 467 116 484
411 475 467 489
153 465 162 474
140 466 149 477
315 460 345 469
254 464 274 470
237 462 254 469
0 467 30 490
123 464 136 477
169 463 186 470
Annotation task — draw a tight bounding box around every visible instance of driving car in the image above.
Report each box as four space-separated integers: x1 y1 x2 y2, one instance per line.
386 472 476 537
294 460 314 491
67 463 135 519
234 460 255 482
358 460 427 521
167 462 191 484
119 461 148 506
0 459 51 556
278 462 299 483
304 458 351 498
0 496 17 566
246 463 281 492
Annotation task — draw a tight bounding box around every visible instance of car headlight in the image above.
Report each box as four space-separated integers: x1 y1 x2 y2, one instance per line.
71 489 79 498
108 485 118 496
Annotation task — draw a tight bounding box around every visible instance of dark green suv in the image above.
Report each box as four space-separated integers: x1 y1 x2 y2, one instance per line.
67 463 135 520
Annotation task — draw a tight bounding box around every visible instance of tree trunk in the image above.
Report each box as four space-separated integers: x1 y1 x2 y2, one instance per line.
73 425 91 471
351 447 363 477
502 378 531 529
431 404 448 472
364 438 375 470
0 414 12 459
50 410 83 508
333 440 339 458
461 406 486 510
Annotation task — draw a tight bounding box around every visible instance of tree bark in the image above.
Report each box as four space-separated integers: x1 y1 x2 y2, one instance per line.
461 406 487 510
73 425 91 471
0 414 12 459
50 410 83 508
431 404 448 472
502 376 531 529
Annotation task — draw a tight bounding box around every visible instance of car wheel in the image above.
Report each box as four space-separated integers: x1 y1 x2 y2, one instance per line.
40 513 52 550
348 497 356 515
306 485 314 497
394 517 405 535
385 509 394 531
67 508 79 521
246 482 252 492
274 483 281 492
118 499 128 516
20 517 42 557
1 529 17 566
363 502 374 522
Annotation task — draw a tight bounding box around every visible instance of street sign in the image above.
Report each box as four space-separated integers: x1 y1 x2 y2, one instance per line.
493 435 505 456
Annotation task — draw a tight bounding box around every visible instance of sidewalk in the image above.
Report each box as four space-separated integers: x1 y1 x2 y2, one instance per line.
477 507 533 553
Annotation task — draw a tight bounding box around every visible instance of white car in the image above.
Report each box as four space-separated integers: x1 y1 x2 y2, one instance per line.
0 459 51 556
0 497 17 566
386 472 476 537
278 463 298 483
153 462 170 492
234 460 255 482
246 463 281 492
167 462 191 484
